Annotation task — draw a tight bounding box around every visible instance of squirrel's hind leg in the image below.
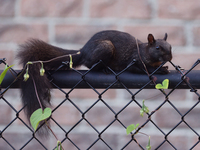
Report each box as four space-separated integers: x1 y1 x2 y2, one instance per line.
84 40 115 71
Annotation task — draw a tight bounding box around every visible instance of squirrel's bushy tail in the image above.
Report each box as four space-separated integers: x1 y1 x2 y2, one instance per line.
17 39 81 134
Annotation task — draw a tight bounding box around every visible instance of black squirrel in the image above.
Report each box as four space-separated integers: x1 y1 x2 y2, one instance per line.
17 30 172 133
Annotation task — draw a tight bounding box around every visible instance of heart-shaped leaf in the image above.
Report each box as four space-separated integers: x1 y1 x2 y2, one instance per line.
126 123 139 135
0 64 14 85
155 79 169 89
30 108 52 131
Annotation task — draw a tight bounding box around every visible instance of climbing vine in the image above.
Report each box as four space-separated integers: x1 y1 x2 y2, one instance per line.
126 79 169 150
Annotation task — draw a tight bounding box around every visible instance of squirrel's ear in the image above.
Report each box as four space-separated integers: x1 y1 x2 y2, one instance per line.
147 34 155 45
163 33 168 41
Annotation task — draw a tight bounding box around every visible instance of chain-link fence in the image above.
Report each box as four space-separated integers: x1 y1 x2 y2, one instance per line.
0 58 200 150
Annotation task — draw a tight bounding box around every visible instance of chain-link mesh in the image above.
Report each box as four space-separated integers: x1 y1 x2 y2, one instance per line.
0 58 200 150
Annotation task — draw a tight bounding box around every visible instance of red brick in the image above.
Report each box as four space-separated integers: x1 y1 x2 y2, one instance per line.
85 106 116 126
192 136 200 150
17 105 30 125
90 0 152 19
158 0 200 19
123 135 147 150
0 104 12 124
128 89 187 102
67 133 98 149
193 27 200 46
52 104 81 125
125 135 189 150
167 89 187 101
160 136 189 150
60 133 119 149
0 0 15 17
3 89 21 99
184 107 200 128
21 0 83 17
53 88 116 100
155 107 200 128
124 26 186 46
155 107 181 128
91 134 119 150
55 25 117 45
0 24 48 43
0 133 49 149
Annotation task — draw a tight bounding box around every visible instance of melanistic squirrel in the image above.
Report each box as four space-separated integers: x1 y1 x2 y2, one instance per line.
17 30 172 133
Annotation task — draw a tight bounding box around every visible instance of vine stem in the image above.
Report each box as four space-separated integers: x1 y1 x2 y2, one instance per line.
5 50 74 94
136 39 156 86
45 121 64 150
136 39 149 76
30 51 80 65
32 77 43 110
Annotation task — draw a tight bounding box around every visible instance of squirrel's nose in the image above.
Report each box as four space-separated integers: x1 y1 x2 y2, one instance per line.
165 53 172 61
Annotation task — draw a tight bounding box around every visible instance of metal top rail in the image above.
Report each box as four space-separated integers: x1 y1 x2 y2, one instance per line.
1 70 200 89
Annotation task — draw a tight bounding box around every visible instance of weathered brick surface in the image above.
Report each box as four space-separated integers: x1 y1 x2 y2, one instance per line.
159 136 189 150
0 133 50 149
192 136 200 150
0 105 12 124
0 0 15 17
158 0 200 19
0 24 48 43
124 135 189 150
156 107 200 128
85 106 146 126
59 133 120 150
21 0 83 17
128 89 187 101
0 0 200 149
124 26 186 46
53 88 116 100
55 24 117 45
90 0 152 19
193 27 200 46
52 104 81 125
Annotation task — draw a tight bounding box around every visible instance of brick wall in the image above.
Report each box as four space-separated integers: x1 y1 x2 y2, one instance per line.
0 0 200 149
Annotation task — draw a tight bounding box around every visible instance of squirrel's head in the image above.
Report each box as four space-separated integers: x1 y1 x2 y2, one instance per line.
147 33 172 63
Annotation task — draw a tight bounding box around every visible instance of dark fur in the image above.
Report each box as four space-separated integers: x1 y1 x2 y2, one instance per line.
17 30 172 134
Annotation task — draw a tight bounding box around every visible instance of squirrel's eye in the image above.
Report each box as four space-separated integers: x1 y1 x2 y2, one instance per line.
156 46 160 50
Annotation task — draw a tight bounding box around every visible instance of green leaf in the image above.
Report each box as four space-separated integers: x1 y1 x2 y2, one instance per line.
135 123 139 129
126 123 139 135
30 108 52 131
155 79 169 89
140 100 149 117
146 136 151 150
140 109 144 117
143 105 149 114
0 64 14 85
